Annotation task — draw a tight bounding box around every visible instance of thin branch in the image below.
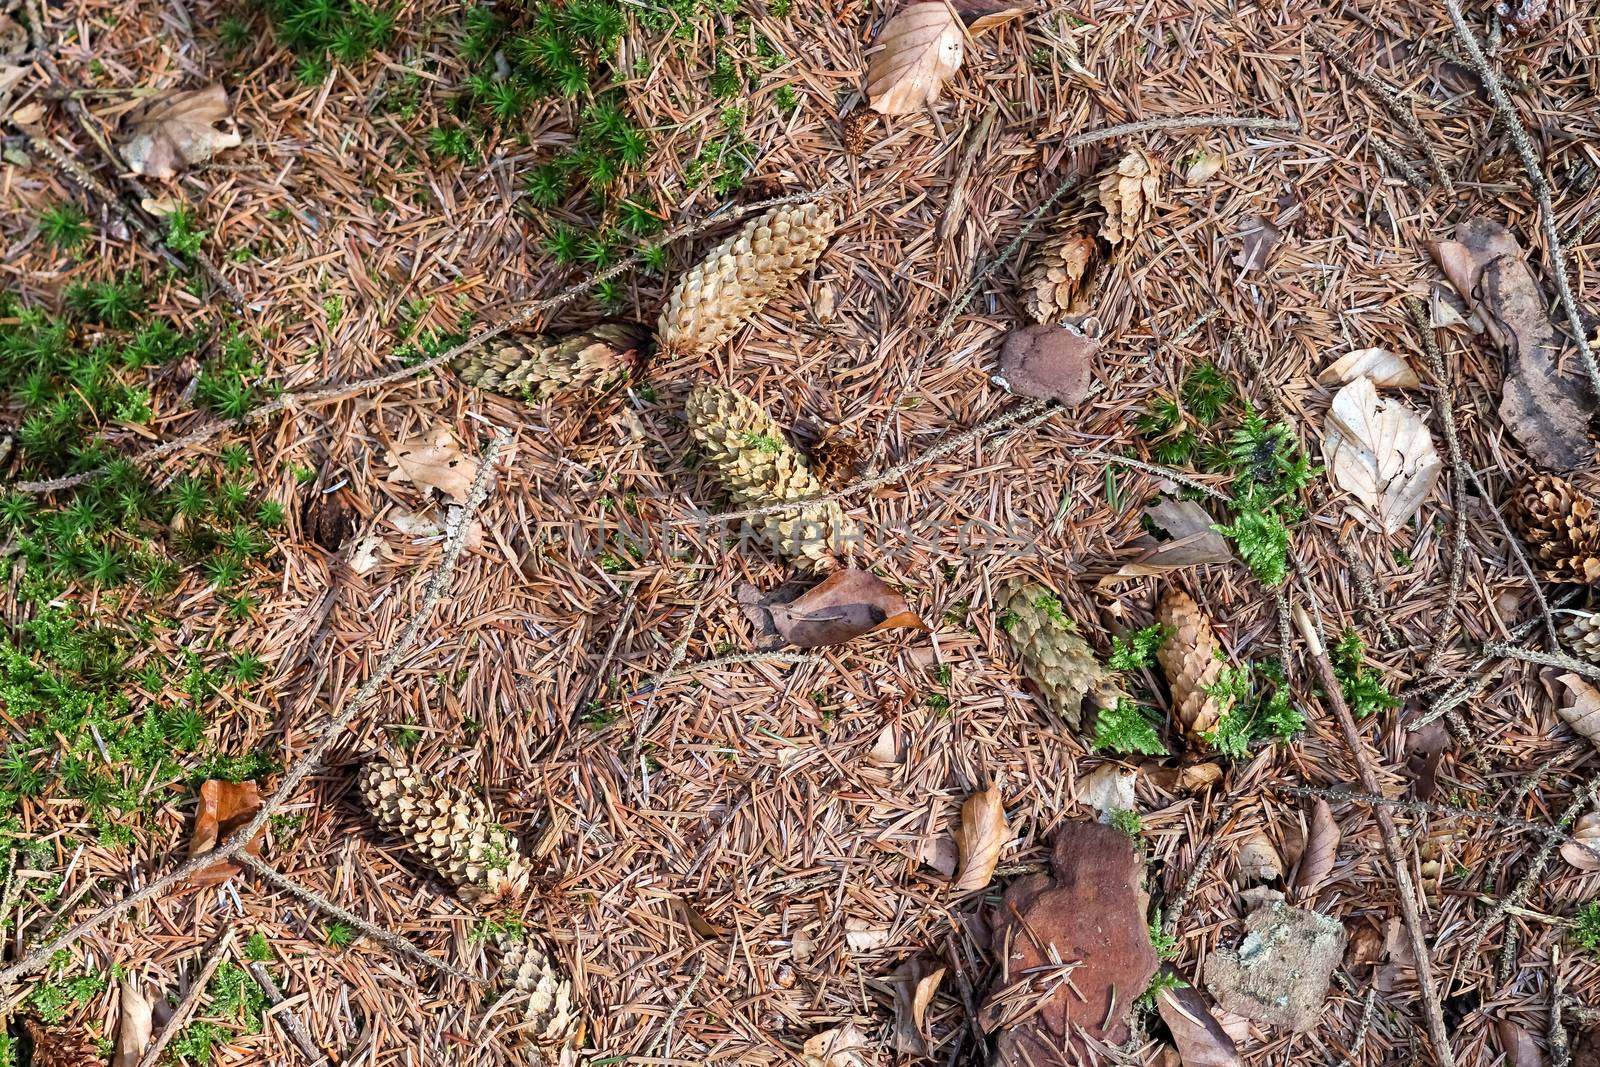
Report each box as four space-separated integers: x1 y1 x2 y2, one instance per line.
1161 798 1239 937
1482 640 1600 681
135 922 237 1067
0 433 508 992
239 854 481 983
6 188 834 496
246 961 328 1066
1292 602 1457 1067
1440 0 1600 406
1465 465 1559 648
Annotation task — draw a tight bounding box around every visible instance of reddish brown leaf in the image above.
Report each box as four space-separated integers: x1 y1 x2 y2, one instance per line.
767 568 928 648
188 778 264 887
997 323 1099 405
1495 1017 1544 1067
889 956 946 1056
952 0 1031 33
1291 799 1339 898
1156 982 1243 1067
953 783 1009 891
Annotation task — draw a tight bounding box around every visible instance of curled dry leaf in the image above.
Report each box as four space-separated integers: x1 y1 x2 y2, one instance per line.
844 917 892 952
952 0 1031 33
1556 674 1600 753
1232 217 1281 273
1183 148 1227 184
767 567 928 648
1561 810 1600 871
803 1022 874 1067
119 84 243 180
1291 800 1339 898
996 322 1099 404
1156 982 1243 1067
1107 497 1232 582
187 778 264 887
1236 833 1283 884
954 782 1009 891
113 978 155 1067
1431 219 1595 471
1316 348 1421 390
889 957 947 1057
1322 376 1442 535
1075 763 1136 822
865 3 964 116
384 426 475 503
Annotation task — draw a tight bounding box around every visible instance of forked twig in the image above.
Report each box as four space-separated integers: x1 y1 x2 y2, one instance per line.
246 961 327 1066
135 922 237 1067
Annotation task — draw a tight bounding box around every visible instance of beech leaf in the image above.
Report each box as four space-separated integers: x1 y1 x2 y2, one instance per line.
1236 832 1282 884
384 426 475 503
1156 983 1243 1067
1291 799 1339 898
1430 219 1596 470
803 1023 874 1067
1232 217 1281 273
1107 496 1232 581
953 782 1009 891
1322 376 1442 535
765 568 928 648
187 778 264 887
889 957 946 1056
1075 763 1136 822
113 978 154 1067
1556 674 1600 753
865 3 965 116
119 85 243 180
1316 347 1421 390
953 0 1031 34
1560 811 1600 872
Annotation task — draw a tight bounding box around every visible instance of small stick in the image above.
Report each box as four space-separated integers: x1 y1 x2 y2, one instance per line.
1369 138 1432 192
1161 798 1239 938
1335 985 1381 1067
655 955 708 1061
1482 640 1600 681
936 105 998 243
0 434 508 991
643 650 827 688
1310 29 1454 192
6 187 834 496
1551 946 1570 1067
1464 464 1559 648
567 587 637 728
1292 602 1457 1067
135 922 237 1067
246 961 327 1066
239 854 482 984
1440 0 1600 407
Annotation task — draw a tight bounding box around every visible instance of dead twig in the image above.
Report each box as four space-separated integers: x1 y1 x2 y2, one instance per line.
1310 29 1454 192
1465 465 1559 648
1482 640 1600 681
1161 797 1239 938
0 433 509 993
246 961 328 1066
135 922 237 1067
1292 600 1457 1067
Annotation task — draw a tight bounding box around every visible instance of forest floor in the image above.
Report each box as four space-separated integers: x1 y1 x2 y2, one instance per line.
1 0 1599 1064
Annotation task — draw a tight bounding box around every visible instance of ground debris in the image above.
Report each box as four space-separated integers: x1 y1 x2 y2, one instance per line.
1202 898 1345 1032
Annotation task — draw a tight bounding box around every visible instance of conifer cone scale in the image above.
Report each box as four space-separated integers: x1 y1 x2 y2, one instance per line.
1155 588 1229 747
1020 225 1097 324
1000 580 1124 730
1507 474 1600 584
1096 149 1159 245
454 323 646 399
658 201 836 358
686 383 857 570
1561 611 1600 662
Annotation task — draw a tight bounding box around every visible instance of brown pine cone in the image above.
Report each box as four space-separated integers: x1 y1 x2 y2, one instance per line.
496 931 577 1049
842 111 873 155
24 1018 101 1067
454 323 646 400
1096 149 1160 245
686 383 857 570
359 758 530 905
1155 588 1231 747
1562 611 1600 663
808 429 866 490
1019 224 1098 324
1508 474 1600 584
658 201 836 358
1001 580 1125 730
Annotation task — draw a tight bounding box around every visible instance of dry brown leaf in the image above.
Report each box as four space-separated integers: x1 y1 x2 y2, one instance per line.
889 957 946 1056
803 1023 874 1067
1316 348 1421 389
952 0 1031 32
1232 217 1281 273
113 978 154 1067
1430 219 1595 470
1108 497 1232 581
1183 149 1227 184
1236 833 1282 884
844 917 892 952
384 426 475 503
954 783 1009 890
119 84 242 180
767 568 928 648
10 100 44 125
1156 983 1243 1067
1561 810 1600 871
1557 674 1600 753
1322 376 1442 535
1495 1018 1545 1067
1076 763 1136 821
187 778 264 887
1291 800 1339 898
996 323 1099 404
868 723 905 765
865 3 964 116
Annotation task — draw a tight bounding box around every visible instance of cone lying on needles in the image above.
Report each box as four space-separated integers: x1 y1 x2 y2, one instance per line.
687 383 857 570
359 759 575 1051
1095 148 1160 246
1000 580 1127 731
1155 587 1230 749
658 200 837 358
1507 474 1600 584
454 323 647 400
1563 612 1600 664
1020 221 1097 324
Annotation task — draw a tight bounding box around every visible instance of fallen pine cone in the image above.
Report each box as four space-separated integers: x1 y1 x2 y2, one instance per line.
1562 611 1600 663
1001 580 1126 731
454 323 647 400
1095 148 1160 246
687 383 857 570
658 200 836 358
1155 587 1230 748
1507 474 1600 584
808 428 866 490
1019 222 1098 324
